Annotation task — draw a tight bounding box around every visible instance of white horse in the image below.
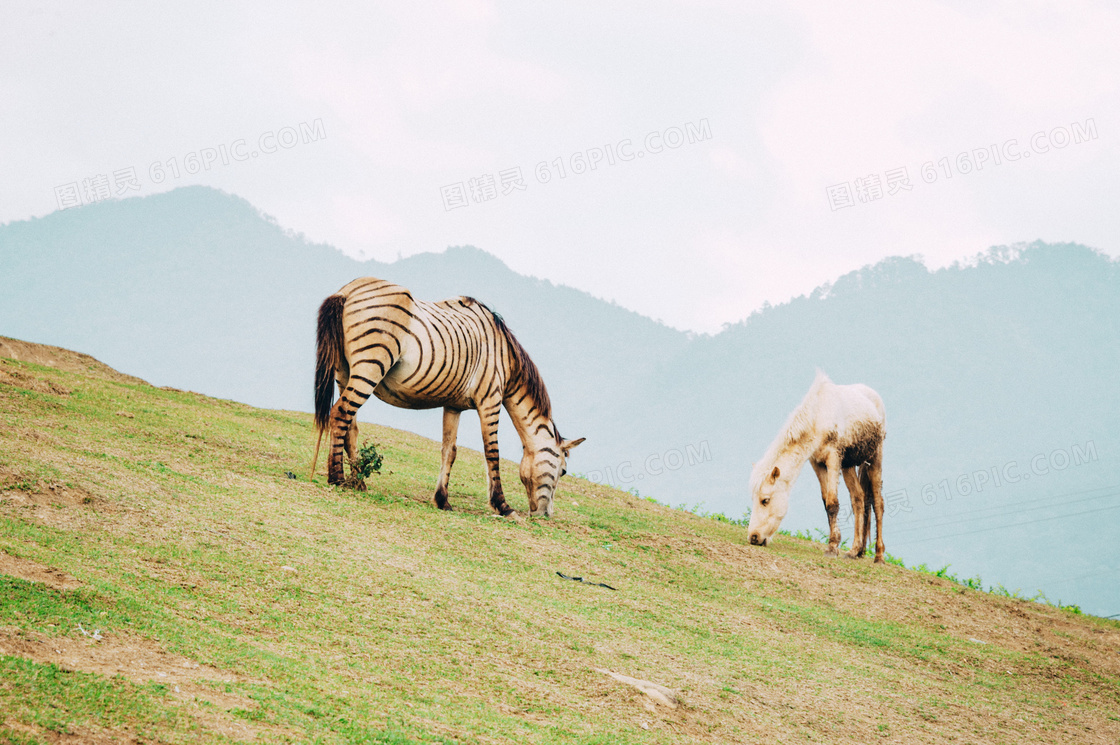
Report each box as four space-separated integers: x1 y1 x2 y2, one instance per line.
746 372 886 562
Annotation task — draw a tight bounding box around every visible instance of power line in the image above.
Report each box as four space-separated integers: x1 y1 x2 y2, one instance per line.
888 486 1120 536
901 502 1120 545
889 482 1119 530
1049 567 1119 585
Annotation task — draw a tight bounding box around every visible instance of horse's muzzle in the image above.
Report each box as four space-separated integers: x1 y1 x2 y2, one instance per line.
749 533 762 546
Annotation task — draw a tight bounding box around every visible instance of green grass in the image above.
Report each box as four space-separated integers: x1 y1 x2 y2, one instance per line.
1 353 1119 743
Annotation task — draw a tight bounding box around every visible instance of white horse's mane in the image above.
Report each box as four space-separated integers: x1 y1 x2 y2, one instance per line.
749 370 831 491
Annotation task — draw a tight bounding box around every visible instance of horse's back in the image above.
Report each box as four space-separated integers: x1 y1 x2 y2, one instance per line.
829 382 885 431
376 295 493 410
847 383 885 423
336 277 413 303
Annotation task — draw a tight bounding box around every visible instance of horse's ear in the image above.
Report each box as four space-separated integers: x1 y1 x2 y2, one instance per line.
561 437 585 454
770 465 780 481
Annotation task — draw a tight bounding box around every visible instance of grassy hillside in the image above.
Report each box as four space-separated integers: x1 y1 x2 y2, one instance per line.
1 343 1118 744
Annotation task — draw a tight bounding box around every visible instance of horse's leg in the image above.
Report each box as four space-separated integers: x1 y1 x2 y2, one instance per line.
842 466 867 559
434 408 461 510
864 453 886 563
478 395 514 516
812 454 842 557
344 419 362 489
340 372 359 465
861 467 874 553
326 370 350 485
328 358 391 487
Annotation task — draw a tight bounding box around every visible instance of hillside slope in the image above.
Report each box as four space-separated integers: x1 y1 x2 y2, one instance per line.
2 344 1118 744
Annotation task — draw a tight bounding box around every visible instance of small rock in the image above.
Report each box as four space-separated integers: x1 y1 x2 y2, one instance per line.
595 668 679 709
281 566 297 573
968 638 988 644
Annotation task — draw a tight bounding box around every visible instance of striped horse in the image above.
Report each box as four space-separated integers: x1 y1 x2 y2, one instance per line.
311 278 584 517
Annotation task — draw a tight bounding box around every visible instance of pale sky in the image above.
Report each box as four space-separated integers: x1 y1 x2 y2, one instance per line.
2 0 1117 332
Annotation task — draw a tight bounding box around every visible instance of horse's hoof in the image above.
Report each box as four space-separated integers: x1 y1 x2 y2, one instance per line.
874 555 885 564
843 552 860 560
824 547 839 558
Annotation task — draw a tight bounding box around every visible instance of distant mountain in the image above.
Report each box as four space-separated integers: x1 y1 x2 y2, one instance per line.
0 186 686 463
1 187 1116 614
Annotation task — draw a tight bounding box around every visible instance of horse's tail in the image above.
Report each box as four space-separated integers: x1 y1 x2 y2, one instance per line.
314 294 347 434
310 294 347 481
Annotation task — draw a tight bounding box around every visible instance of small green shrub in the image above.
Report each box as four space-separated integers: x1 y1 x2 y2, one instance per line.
351 441 383 479
341 441 384 489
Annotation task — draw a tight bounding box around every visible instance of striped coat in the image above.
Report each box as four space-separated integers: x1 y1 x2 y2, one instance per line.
313 277 583 517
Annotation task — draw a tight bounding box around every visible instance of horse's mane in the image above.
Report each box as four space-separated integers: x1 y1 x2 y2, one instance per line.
750 371 830 489
470 299 553 422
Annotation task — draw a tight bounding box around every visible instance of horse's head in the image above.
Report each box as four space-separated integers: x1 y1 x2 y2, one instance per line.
520 427 585 518
747 464 791 546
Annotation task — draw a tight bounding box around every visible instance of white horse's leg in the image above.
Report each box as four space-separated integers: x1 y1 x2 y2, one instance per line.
842 466 866 559
864 453 885 563
812 453 842 557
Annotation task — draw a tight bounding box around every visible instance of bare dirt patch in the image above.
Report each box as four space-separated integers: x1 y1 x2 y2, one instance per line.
0 552 83 591
0 482 98 510
0 365 72 396
2 717 139 744
0 625 240 692
0 625 286 742
0 487 109 533
0 464 116 533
